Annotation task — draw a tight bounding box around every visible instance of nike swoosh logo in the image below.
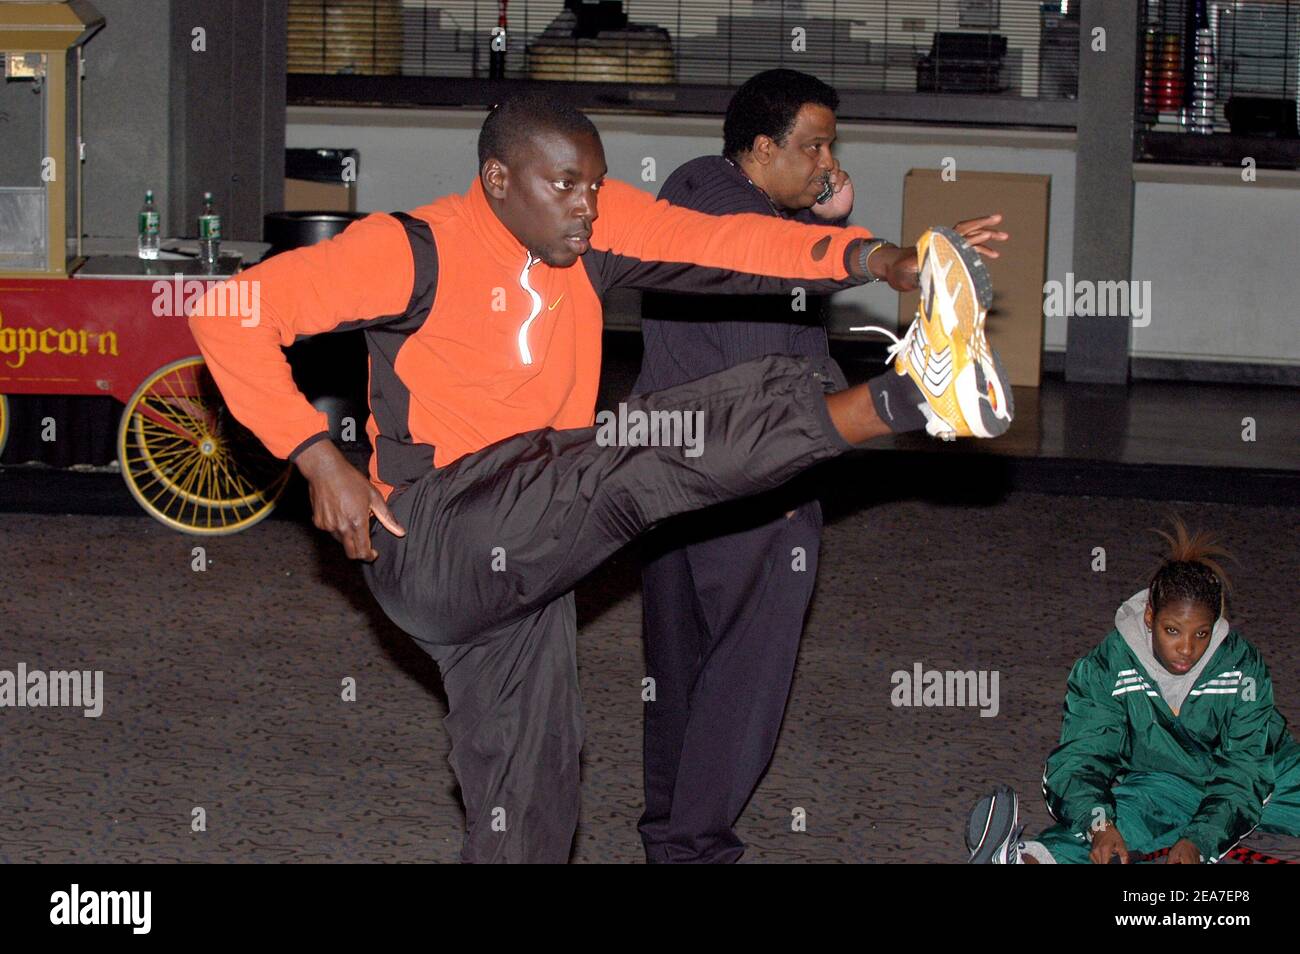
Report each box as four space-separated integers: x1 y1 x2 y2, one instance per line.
881 389 893 420
548 294 565 311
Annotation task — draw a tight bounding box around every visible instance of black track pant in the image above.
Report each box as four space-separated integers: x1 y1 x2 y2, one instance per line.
362 354 853 863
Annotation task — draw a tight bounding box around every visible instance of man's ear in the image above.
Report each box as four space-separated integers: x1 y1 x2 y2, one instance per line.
1143 603 1153 631
482 159 508 200
749 135 774 166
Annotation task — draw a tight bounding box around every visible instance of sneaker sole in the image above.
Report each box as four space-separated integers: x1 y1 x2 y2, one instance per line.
925 226 1013 439
957 345 1015 439
927 225 993 312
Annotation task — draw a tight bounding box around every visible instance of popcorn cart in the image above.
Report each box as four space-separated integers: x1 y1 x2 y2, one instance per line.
0 2 290 534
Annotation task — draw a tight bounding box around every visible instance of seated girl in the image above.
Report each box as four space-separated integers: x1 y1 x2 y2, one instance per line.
966 521 1300 864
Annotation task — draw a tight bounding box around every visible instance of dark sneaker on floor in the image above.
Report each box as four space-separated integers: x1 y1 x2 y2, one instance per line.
966 784 1025 864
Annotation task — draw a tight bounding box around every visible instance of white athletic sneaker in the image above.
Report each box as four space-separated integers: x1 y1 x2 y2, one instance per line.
852 227 1014 441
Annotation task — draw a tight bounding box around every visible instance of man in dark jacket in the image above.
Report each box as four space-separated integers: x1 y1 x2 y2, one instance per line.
634 69 1002 863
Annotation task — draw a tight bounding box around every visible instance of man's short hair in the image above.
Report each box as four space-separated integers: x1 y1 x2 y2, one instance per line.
722 69 840 161
477 93 601 169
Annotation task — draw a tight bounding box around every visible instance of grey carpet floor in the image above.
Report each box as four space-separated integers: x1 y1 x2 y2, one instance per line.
1 489 1297 863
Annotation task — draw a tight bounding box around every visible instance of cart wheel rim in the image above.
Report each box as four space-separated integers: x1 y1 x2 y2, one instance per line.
118 356 290 535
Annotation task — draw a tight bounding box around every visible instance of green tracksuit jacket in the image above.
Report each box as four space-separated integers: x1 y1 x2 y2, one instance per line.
1042 596 1298 862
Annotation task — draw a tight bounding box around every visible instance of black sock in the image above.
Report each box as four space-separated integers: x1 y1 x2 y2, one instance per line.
867 370 929 433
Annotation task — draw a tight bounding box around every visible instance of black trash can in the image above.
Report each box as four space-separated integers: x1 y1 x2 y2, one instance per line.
264 210 371 452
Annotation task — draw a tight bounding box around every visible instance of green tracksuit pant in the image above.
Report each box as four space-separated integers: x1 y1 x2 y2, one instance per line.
1036 742 1300 863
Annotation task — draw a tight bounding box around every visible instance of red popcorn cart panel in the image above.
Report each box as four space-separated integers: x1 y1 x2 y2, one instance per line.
0 264 290 535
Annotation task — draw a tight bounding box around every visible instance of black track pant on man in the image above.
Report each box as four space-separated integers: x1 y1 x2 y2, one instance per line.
361 354 854 863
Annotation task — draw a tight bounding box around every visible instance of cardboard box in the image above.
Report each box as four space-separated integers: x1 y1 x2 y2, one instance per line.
284 178 356 213
898 168 1050 388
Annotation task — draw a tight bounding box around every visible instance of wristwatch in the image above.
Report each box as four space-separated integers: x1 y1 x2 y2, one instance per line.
856 238 893 282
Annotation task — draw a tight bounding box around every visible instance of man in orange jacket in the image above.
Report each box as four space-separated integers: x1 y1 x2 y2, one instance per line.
189 93 1011 862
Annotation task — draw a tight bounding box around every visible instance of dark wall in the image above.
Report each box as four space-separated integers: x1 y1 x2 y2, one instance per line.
81 0 173 237
77 0 285 242
169 0 286 242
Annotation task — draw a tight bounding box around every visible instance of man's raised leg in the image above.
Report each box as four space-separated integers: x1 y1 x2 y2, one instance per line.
363 354 885 646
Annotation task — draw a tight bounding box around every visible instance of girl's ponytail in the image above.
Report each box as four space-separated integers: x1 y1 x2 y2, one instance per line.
1147 517 1232 618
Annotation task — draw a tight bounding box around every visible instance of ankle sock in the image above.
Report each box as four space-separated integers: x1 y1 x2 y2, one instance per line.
867 370 929 433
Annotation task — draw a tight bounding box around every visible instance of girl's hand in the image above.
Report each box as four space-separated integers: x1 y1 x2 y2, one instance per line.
1165 839 1202 864
1090 822 1130 864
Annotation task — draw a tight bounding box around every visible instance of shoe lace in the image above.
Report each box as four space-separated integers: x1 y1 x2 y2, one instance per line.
849 320 917 365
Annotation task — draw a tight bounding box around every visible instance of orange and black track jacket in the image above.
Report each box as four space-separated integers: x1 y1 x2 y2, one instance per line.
189 176 874 500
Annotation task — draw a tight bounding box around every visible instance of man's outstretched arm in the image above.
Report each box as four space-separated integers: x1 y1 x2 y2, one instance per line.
584 178 885 296
585 179 1004 296
862 216 1009 291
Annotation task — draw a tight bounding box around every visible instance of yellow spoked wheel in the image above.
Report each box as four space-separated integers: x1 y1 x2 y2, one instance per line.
117 356 291 535
0 394 8 460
